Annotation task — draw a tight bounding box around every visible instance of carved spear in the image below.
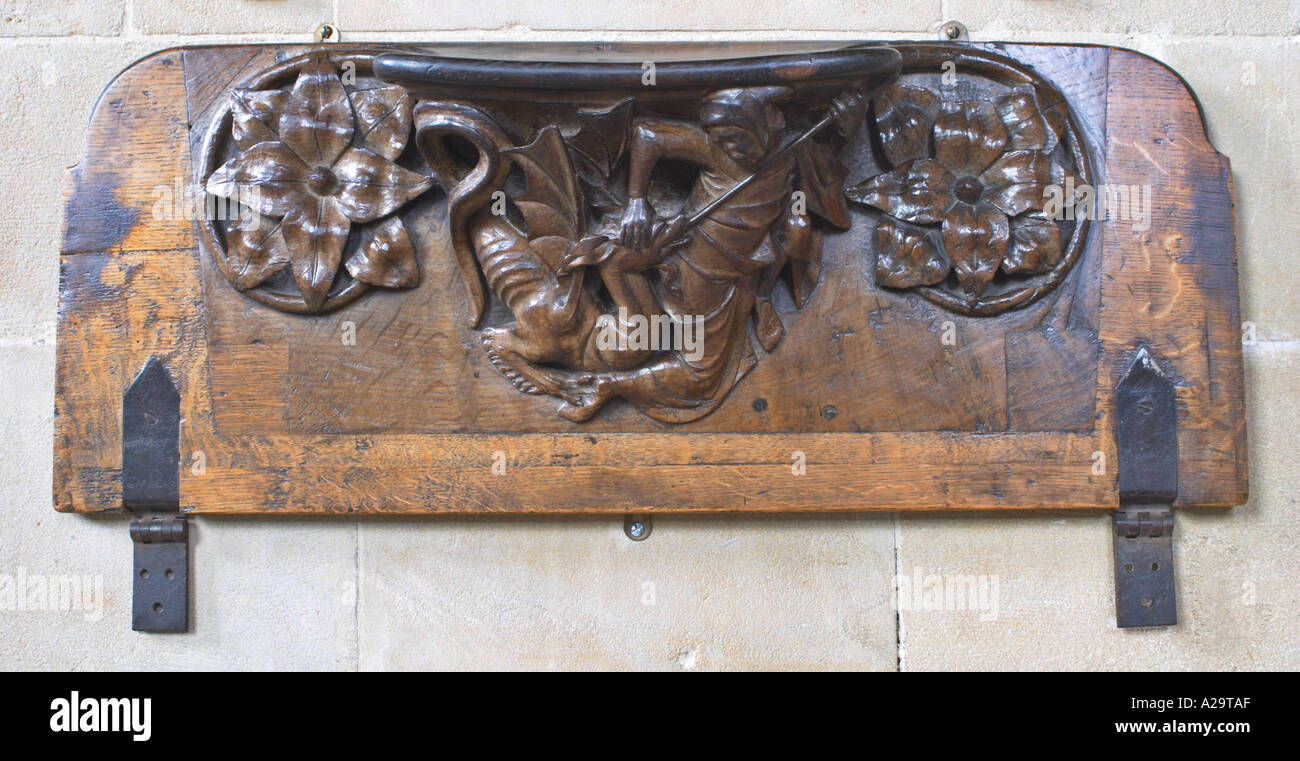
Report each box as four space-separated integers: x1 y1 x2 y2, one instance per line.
676 86 867 239
685 112 836 229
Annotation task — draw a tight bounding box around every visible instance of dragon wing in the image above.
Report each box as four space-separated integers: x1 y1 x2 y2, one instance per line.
502 126 585 242
566 98 635 214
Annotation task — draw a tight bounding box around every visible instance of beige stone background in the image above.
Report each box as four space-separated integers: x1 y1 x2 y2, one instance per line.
0 0 1296 670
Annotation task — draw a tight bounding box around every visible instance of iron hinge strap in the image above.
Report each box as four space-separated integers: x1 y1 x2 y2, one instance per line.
1112 348 1178 628
1113 504 1176 628
123 357 189 633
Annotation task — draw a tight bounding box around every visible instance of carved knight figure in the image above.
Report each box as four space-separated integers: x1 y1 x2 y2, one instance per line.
415 82 870 423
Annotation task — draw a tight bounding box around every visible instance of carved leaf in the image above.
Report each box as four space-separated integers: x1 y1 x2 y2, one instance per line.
346 216 419 288
795 138 851 230
942 201 1009 300
996 85 1065 153
351 86 413 162
566 97 634 183
282 195 350 311
875 217 948 289
934 101 1008 177
1002 213 1062 275
225 211 290 290
873 82 940 166
278 54 354 168
504 126 585 241
980 149 1060 217
206 141 309 217
332 147 433 223
845 158 955 225
231 89 288 151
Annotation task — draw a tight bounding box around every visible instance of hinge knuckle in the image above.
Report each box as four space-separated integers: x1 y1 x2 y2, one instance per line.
1115 506 1173 538
130 514 188 544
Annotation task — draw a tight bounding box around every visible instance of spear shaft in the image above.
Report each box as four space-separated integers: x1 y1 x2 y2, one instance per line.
684 112 835 229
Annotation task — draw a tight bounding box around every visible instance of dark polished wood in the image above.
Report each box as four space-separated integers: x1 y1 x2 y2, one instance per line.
54 42 1246 514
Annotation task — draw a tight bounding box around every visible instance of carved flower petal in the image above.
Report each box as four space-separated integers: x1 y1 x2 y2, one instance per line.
875 217 949 289
345 217 419 288
845 158 955 225
942 201 1009 300
351 86 413 161
225 211 290 290
1043 109 1068 151
282 195 350 311
1002 214 1062 275
872 82 940 166
934 101 1008 177
980 149 1060 217
206 141 309 217
278 54 354 168
231 88 288 151
332 147 434 223
995 86 1061 153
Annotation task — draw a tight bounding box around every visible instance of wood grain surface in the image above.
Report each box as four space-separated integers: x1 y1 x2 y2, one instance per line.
54 42 1246 514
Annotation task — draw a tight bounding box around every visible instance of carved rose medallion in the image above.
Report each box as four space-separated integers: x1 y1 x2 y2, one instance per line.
202 52 432 313
847 49 1092 315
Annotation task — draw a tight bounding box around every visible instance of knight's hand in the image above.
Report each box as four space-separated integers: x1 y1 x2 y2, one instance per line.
619 197 653 251
830 85 870 136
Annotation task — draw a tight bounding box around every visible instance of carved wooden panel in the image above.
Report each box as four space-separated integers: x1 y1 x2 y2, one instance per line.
55 42 1246 514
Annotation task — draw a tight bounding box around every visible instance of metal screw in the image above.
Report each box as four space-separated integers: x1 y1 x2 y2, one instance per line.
624 515 652 541
314 23 341 43
940 21 969 41
1137 396 1154 415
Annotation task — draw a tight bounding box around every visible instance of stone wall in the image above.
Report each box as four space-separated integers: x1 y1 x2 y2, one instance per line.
1 1 1295 669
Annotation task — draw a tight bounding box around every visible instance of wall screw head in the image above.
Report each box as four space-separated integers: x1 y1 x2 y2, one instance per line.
624 515 652 541
940 21 969 41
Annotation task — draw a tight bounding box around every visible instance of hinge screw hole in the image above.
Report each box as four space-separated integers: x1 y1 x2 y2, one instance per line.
153 602 163 613
314 23 341 43
139 568 150 579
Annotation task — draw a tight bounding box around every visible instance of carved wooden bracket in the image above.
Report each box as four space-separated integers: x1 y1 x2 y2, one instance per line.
57 41 1245 516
